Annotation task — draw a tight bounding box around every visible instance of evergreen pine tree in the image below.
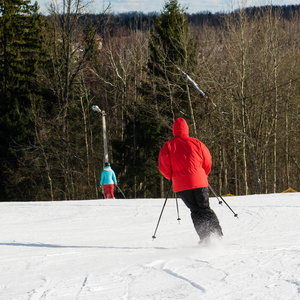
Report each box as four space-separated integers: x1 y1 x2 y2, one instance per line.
0 0 44 200
147 0 197 125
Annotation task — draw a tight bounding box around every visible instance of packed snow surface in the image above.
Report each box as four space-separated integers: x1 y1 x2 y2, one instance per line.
0 192 299 299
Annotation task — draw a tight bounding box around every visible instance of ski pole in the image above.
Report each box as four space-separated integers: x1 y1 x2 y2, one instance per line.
208 183 222 205
212 187 223 205
152 181 172 240
175 193 181 223
208 183 238 218
116 185 126 198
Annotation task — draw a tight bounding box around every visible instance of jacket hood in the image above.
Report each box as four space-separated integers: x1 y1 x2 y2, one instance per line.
173 118 189 137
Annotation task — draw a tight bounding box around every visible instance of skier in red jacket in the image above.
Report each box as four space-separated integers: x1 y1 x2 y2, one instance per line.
159 118 223 244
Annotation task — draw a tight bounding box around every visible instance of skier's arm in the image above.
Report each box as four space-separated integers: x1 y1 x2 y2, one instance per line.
100 171 104 185
201 143 212 176
158 143 172 180
112 171 117 185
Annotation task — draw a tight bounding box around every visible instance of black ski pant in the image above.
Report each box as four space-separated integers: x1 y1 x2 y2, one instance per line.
178 187 223 241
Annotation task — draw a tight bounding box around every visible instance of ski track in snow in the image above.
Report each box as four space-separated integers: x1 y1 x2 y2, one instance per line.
0 193 300 299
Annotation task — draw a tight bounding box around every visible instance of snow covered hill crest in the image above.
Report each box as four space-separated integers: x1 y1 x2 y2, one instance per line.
1 192 300 299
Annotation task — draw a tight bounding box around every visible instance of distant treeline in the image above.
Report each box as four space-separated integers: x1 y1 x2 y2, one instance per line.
78 5 300 33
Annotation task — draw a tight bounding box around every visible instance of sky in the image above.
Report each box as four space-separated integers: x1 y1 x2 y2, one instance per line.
34 0 300 15
0 192 299 299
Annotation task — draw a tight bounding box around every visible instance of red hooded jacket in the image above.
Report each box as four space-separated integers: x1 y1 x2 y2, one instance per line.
158 118 212 192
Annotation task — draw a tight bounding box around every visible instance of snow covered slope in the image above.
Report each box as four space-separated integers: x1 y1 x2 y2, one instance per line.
0 192 299 299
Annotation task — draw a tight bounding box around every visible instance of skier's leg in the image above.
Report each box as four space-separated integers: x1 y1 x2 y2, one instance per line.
193 187 223 239
179 189 206 240
108 184 114 198
179 188 223 241
103 185 110 199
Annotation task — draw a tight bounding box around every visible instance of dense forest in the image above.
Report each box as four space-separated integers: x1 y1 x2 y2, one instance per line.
0 0 299 201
